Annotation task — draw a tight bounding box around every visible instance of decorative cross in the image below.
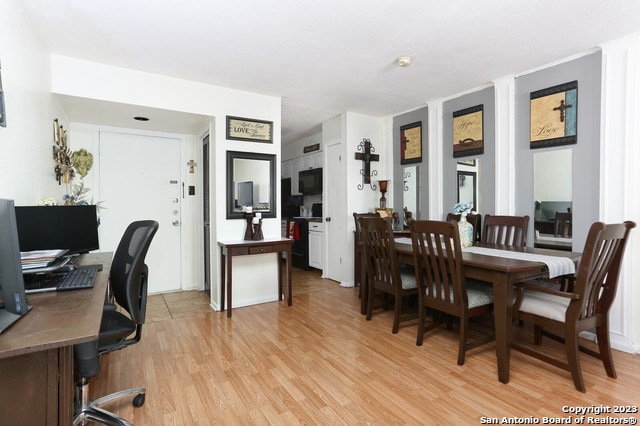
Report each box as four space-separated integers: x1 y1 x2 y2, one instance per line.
187 159 197 173
553 99 573 122
355 138 379 189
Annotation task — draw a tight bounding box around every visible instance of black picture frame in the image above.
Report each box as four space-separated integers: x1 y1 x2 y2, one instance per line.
530 80 578 149
226 116 273 143
400 121 422 165
453 105 484 158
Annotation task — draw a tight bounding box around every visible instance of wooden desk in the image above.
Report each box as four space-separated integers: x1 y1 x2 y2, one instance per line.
0 252 111 425
394 242 580 384
218 238 294 318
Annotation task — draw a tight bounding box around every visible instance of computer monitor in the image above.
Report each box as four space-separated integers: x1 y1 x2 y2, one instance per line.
14 205 100 256
0 199 29 333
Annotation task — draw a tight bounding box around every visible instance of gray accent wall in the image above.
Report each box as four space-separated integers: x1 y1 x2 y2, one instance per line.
393 106 429 220
443 86 496 219
514 51 602 249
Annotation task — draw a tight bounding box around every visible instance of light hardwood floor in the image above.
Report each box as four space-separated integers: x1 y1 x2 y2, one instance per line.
89 268 640 425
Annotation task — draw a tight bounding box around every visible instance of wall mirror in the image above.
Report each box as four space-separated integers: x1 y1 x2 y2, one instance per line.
456 159 479 212
457 170 476 208
403 165 418 220
226 151 276 219
533 148 572 248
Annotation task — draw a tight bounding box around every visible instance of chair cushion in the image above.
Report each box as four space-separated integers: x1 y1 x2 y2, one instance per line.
399 268 418 290
466 279 494 308
518 289 570 322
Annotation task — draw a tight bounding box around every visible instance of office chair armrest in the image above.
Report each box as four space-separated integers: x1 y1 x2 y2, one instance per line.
516 281 580 299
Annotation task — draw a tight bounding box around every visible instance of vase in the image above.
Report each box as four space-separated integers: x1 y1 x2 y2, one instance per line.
457 215 474 248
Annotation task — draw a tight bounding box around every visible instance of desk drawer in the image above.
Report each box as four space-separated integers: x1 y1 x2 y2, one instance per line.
249 245 273 254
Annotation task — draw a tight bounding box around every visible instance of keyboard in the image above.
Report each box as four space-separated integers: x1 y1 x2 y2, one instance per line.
56 267 98 291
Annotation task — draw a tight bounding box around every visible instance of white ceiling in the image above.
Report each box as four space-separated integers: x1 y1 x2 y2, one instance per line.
22 0 640 143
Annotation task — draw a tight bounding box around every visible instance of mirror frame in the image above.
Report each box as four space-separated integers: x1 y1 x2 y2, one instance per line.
226 150 276 219
457 170 477 210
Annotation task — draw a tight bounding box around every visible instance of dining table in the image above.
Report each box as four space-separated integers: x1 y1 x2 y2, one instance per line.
394 238 581 384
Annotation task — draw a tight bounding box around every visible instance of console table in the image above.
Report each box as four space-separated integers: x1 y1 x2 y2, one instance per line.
218 238 294 317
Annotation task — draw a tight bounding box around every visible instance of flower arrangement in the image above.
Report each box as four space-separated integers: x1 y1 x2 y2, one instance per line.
452 202 473 216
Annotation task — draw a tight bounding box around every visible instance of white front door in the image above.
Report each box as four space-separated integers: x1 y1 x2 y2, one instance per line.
97 130 182 293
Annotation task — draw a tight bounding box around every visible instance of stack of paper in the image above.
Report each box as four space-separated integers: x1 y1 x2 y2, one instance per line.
20 249 67 270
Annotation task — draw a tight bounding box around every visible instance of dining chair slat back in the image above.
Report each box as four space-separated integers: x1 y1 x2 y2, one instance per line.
359 215 417 334
482 214 530 246
514 220 636 392
410 220 494 365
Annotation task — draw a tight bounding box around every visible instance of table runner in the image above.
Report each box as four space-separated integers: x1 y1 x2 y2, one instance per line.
462 246 575 278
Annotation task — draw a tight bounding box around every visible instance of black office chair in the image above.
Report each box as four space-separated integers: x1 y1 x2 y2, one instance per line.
73 220 159 426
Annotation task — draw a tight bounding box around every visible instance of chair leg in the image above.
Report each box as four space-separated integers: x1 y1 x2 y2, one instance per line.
458 316 468 366
565 328 586 392
366 282 374 321
533 325 543 345
392 293 401 334
416 304 426 346
596 321 617 378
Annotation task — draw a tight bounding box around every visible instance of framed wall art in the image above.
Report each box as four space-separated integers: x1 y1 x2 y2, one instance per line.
530 80 577 149
400 121 422 165
452 104 484 158
226 116 273 143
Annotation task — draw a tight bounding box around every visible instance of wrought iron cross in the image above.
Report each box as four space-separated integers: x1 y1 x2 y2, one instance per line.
355 138 379 190
553 99 573 122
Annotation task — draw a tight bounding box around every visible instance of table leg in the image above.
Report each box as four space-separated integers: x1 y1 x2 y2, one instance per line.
226 252 233 318
286 246 292 306
492 273 514 384
220 252 226 312
278 251 284 301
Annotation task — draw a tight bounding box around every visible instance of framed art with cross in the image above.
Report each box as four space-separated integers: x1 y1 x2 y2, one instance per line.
530 80 578 149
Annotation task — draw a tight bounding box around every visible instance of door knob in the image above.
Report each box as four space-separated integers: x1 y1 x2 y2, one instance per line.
172 198 179 203
172 220 179 226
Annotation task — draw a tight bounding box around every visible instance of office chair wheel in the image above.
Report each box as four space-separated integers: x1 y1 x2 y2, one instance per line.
133 393 145 407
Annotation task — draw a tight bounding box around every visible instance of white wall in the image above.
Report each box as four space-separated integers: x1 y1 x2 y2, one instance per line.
49 56 282 310
0 0 67 204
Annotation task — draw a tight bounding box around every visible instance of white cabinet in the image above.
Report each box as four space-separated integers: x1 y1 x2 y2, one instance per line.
301 151 322 170
308 221 323 270
282 159 293 179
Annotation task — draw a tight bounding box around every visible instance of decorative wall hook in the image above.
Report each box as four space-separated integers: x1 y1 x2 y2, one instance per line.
403 170 411 191
354 138 379 190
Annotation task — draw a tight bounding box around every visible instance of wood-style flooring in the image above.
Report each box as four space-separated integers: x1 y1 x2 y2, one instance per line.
89 267 640 425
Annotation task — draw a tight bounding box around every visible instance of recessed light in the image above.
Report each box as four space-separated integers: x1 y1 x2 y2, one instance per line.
134 116 149 121
396 56 413 67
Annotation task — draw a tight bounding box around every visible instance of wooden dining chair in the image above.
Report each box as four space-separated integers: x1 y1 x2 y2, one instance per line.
482 214 529 246
409 220 494 365
446 213 482 243
353 212 381 315
359 215 418 333
513 221 636 392
554 211 572 237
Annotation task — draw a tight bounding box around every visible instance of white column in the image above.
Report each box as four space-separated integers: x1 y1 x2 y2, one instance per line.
599 33 640 353
427 99 443 219
492 75 516 214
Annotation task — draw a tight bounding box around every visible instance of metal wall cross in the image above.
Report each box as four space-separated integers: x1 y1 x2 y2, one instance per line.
553 99 573 122
355 138 379 190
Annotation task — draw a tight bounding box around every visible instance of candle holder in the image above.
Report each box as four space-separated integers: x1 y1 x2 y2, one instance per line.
243 213 254 240
378 180 389 209
252 218 264 240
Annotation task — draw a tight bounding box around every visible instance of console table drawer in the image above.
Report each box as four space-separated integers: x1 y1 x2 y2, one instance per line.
249 245 273 254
